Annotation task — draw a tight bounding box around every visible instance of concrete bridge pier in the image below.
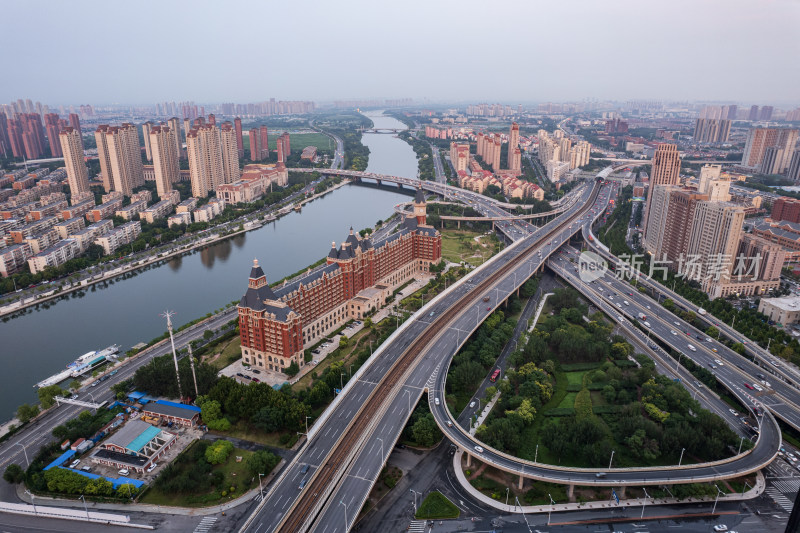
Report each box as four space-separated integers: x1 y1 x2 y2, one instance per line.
518 475 524 490
618 486 627 498
376 179 381 186
457 220 461 229
567 484 575 500
465 452 472 468
396 182 401 190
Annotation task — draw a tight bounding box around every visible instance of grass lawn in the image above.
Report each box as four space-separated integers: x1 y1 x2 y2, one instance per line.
201 336 242 371
557 392 577 409
440 229 497 267
140 445 257 507
241 133 333 152
221 420 298 449
415 491 460 520
564 371 587 387
292 320 383 391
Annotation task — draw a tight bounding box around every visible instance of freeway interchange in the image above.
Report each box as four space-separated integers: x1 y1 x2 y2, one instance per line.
241 178 784 533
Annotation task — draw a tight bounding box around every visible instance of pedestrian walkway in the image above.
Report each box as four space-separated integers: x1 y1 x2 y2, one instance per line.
765 487 794 512
770 477 800 493
451 449 766 515
193 516 218 532
407 519 427 532
470 390 501 435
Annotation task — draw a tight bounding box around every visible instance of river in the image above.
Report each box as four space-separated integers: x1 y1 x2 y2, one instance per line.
0 111 416 421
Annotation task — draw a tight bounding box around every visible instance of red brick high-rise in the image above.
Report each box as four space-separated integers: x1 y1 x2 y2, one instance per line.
44 113 63 157
771 197 800 224
249 128 260 161
276 136 285 163
281 132 290 156
259 126 269 160
234 117 244 158
238 200 441 374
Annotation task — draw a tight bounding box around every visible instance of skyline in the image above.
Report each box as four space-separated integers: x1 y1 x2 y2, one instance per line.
2 0 799 105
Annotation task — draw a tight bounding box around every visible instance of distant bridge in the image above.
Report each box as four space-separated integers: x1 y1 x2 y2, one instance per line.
361 128 403 134
291 167 568 211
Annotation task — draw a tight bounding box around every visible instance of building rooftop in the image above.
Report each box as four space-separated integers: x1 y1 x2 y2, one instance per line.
142 400 201 420
103 419 159 453
762 295 800 312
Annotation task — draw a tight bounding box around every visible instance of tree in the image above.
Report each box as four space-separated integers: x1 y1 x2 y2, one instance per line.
17 403 39 424
205 439 234 465
38 385 65 409
203 329 214 341
3 464 24 484
246 450 280 478
200 399 223 424
284 361 300 377
410 413 442 447
706 326 719 338
68 380 83 391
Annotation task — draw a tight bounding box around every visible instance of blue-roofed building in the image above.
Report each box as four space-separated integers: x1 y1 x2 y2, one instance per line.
239 189 441 375
90 419 177 473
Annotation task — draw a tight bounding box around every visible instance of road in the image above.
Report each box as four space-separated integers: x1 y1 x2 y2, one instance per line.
240 181 600 533
430 144 446 183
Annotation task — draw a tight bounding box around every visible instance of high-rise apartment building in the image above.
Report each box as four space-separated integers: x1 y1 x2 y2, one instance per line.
96 123 144 197
141 122 153 161
643 144 681 230
276 135 285 164
450 142 469 173
68 113 81 138
167 117 182 159
94 125 113 192
187 123 240 198
280 131 290 156
760 106 774 121
260 126 269 160
693 118 731 143
697 164 731 201
149 125 180 200
249 128 261 161
507 122 520 171
44 113 63 157
788 150 800 183
741 128 798 173
490 134 501 172
59 127 90 200
749 105 760 121
771 197 800 224
234 117 244 158
643 185 678 255
686 201 745 286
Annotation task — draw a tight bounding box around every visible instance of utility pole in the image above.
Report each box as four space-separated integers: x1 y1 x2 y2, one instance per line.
161 311 183 400
188 344 199 399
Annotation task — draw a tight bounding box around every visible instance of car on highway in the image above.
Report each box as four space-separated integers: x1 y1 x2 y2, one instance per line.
729 409 738 417
670 330 677 335
715 359 724 366
474 445 484 453
469 401 476 409
688 344 696 351
713 526 728 532
744 383 754 390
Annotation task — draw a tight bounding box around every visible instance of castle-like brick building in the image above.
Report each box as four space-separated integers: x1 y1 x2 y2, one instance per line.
238 189 441 374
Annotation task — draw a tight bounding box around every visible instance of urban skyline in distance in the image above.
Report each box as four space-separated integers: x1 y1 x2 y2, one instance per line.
3 0 799 104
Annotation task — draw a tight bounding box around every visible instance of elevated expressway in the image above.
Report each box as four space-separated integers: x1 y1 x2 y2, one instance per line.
581 230 800 431
241 183 599 533
241 179 779 533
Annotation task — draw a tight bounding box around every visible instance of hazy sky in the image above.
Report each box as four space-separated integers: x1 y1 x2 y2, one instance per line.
3 0 799 105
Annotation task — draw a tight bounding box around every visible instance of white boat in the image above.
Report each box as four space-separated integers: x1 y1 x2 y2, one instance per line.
36 345 121 388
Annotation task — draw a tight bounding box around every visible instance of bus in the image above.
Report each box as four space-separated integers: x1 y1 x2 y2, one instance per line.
490 369 501 382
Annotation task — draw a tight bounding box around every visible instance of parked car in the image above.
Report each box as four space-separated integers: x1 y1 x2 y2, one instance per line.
69 459 81 469
118 468 129 476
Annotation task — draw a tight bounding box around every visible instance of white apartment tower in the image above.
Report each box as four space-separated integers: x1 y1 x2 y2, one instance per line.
149 125 180 200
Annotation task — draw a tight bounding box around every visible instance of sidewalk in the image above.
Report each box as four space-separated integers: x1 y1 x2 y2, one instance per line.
469 390 501 436
451 449 765 515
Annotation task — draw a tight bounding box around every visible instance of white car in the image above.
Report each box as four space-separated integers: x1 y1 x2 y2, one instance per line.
670 330 677 336
474 445 484 453
118 468 130 476
713 526 728 532
146 463 157 473
715 359 724 366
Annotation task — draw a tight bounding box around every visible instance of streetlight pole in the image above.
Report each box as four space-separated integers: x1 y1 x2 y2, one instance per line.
377 437 384 460
340 373 345 389
609 450 615 469
258 473 265 500
80 494 90 520
712 484 724 514
410 490 422 514
305 416 312 436
505 487 510 507
534 444 539 463
339 500 348 531
738 436 745 454
25 490 37 516
678 447 685 466
548 493 555 525
641 488 650 519
15 442 29 467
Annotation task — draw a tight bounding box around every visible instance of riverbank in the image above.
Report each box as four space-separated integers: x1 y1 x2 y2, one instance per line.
0 178 350 321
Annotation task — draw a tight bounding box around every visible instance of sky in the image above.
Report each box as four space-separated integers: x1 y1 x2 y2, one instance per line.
3 0 799 106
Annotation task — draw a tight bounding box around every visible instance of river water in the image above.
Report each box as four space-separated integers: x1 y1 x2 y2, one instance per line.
0 111 416 421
